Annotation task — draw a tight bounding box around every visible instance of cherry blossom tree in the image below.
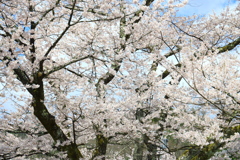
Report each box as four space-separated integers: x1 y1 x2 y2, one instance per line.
0 0 239 159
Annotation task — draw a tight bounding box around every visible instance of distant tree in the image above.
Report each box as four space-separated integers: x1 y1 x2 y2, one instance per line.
0 0 239 159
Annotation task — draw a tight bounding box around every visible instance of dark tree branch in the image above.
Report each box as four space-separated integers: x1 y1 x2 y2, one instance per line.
159 37 240 80
45 55 90 77
64 68 83 78
218 37 240 53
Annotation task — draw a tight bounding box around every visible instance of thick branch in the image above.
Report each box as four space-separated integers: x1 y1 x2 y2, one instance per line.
159 37 240 79
218 37 240 53
64 68 83 77
43 26 70 58
145 0 154 6
45 55 90 77
43 1 78 59
178 124 240 160
2 129 48 137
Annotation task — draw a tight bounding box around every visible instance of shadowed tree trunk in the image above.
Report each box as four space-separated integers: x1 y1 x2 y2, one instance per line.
91 133 109 160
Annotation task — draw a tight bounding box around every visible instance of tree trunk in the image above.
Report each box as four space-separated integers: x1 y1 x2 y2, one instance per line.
91 134 108 160
133 140 145 160
143 134 158 160
14 69 83 159
32 98 83 159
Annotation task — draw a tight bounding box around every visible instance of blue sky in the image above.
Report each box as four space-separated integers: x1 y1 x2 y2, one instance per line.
178 0 238 16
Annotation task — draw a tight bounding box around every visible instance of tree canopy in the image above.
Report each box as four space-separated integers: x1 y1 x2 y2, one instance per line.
0 0 239 159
